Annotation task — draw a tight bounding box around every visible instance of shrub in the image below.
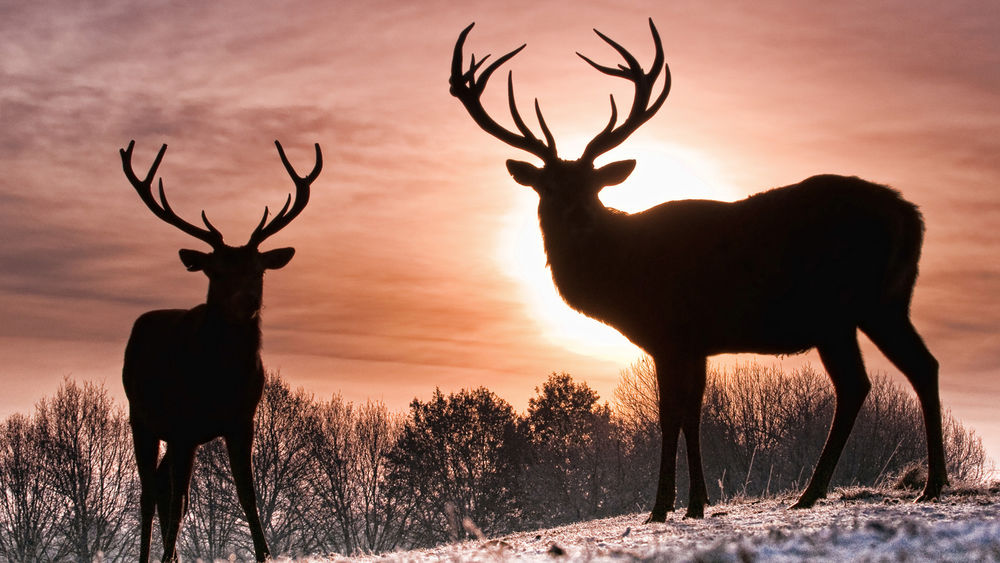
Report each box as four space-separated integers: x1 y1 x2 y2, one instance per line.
613 358 989 504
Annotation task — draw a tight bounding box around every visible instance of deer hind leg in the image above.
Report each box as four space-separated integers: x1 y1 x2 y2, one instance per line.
160 443 197 563
647 409 680 523
226 425 270 561
861 313 947 500
679 357 708 518
793 331 871 509
155 450 171 549
130 422 160 563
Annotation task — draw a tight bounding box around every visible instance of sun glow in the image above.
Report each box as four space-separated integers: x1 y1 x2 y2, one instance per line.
598 141 737 211
497 141 736 364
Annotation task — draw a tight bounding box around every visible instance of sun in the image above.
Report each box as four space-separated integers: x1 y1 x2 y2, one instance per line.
496 141 737 364
597 142 736 212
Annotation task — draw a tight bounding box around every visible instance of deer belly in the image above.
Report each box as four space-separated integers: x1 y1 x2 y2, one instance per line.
125 361 262 442
700 291 864 354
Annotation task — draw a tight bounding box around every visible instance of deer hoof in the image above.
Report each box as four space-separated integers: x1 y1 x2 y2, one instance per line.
644 511 668 524
684 505 704 519
916 474 947 503
790 496 818 510
915 486 943 503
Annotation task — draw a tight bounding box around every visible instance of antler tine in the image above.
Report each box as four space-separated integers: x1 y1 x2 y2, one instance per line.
580 18 671 163
534 99 557 151
450 23 478 86
449 23 557 162
505 73 558 155
121 141 224 248
276 140 323 185
577 28 642 78
247 141 322 247
588 94 620 146
121 140 166 186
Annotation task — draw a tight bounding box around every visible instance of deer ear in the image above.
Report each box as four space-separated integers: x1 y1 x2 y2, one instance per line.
506 159 542 187
595 160 636 187
261 247 295 270
178 249 209 272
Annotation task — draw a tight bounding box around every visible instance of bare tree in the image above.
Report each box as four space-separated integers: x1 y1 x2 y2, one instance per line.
450 19 945 520
941 409 988 482
701 364 834 499
0 414 59 561
353 400 406 552
613 356 659 432
33 379 138 561
248 374 323 558
308 396 405 555
180 439 242 562
307 395 356 554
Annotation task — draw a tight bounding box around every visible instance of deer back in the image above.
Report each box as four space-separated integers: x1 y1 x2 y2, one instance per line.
538 175 923 356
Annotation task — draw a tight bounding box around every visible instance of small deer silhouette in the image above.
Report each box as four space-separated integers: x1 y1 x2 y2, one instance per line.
121 140 321 561
450 20 946 521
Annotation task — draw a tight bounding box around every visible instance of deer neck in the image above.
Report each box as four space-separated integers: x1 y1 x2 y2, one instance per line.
537 200 628 315
537 196 623 252
199 302 263 348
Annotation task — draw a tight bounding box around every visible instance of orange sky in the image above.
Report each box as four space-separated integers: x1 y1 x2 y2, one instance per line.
2 2 998 462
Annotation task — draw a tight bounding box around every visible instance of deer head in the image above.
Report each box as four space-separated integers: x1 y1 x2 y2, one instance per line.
450 19 670 213
121 140 322 322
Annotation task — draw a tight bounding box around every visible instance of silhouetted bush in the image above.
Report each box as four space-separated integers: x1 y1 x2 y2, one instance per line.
612 358 989 505
520 373 630 527
893 463 928 491
385 388 523 547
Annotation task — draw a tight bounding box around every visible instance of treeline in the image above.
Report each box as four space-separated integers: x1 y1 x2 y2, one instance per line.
0 363 988 561
614 358 987 502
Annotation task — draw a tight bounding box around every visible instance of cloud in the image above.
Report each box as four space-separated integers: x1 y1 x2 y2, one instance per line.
1 1 999 459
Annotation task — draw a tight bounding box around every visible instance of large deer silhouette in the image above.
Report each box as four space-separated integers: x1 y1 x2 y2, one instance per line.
450 20 946 521
121 140 321 561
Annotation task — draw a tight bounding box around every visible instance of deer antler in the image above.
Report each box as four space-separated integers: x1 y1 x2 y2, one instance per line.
246 141 322 248
579 18 671 164
121 140 225 249
450 23 558 162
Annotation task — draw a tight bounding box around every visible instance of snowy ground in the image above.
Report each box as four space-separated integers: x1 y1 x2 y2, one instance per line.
309 486 1000 562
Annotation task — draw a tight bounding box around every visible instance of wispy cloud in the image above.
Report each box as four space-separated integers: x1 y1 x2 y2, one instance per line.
1 0 999 457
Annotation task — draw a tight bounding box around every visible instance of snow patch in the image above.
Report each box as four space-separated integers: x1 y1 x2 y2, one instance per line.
314 492 1000 562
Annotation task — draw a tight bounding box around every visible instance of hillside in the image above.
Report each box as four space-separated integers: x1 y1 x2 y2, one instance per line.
326 486 1000 562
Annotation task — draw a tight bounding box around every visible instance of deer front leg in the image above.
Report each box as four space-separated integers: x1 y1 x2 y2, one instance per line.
130 422 160 563
226 426 271 561
161 443 197 562
647 412 680 523
647 354 703 523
